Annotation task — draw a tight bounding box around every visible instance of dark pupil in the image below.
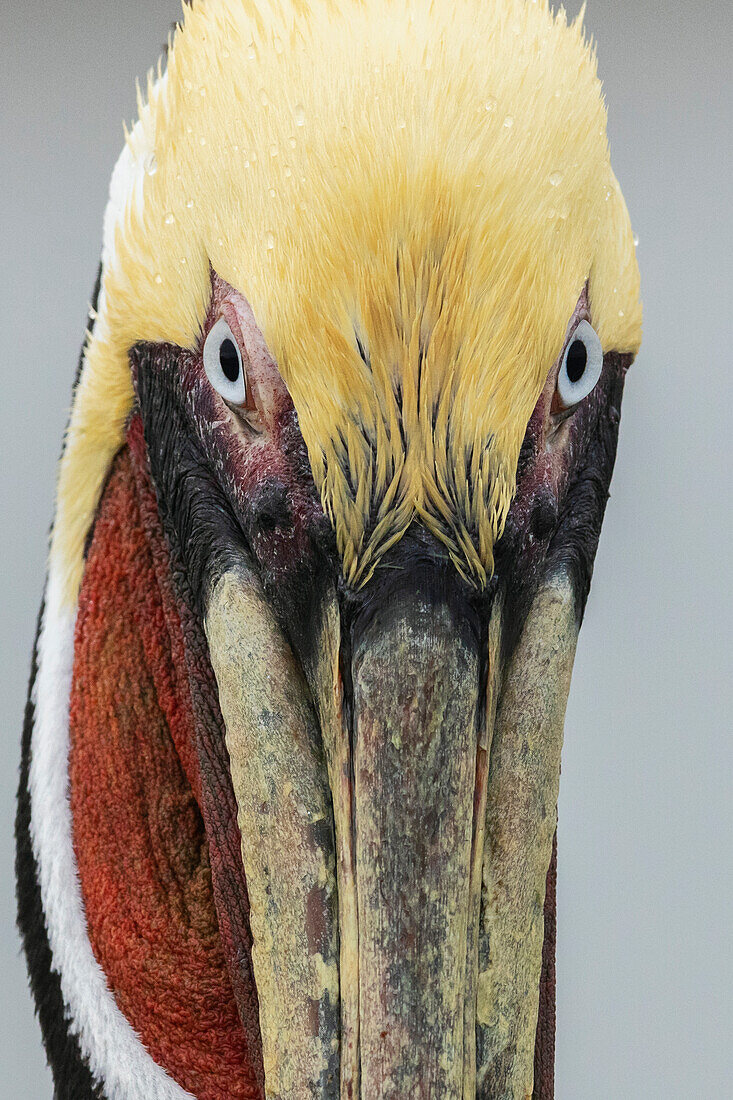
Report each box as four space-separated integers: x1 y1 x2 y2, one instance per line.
219 338 240 383
566 339 587 384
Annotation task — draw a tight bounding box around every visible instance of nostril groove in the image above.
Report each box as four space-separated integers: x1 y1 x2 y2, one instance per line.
251 482 291 535
256 510 282 533
530 497 558 541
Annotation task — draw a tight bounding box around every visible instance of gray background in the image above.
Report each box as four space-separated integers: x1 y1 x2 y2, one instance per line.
1 2 731 1096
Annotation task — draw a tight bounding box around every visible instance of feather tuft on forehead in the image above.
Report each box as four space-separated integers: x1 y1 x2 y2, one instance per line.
54 0 641 601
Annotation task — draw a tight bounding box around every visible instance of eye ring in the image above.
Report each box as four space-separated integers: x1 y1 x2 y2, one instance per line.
556 319 604 409
203 317 247 406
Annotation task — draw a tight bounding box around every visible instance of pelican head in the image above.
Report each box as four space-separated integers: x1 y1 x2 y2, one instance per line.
18 2 641 1098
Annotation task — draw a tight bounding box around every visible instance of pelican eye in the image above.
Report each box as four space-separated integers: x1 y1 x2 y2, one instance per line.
556 319 603 409
203 317 247 406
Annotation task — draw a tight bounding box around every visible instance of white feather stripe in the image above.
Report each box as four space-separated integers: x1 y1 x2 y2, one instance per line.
29 568 195 1100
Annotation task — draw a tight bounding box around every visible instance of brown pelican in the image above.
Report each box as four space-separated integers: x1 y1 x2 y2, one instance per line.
16 1 641 1097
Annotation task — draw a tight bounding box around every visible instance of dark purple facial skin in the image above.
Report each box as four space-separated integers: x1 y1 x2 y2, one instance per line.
130 273 336 664
496 288 631 659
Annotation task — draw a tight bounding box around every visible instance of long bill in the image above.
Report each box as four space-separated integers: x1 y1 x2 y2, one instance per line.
205 564 580 1099
349 576 483 1098
205 568 340 1098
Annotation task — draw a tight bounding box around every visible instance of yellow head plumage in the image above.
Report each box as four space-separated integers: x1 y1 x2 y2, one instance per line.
54 0 641 604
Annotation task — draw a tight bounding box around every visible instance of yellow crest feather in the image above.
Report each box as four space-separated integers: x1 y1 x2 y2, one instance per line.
54 0 641 603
